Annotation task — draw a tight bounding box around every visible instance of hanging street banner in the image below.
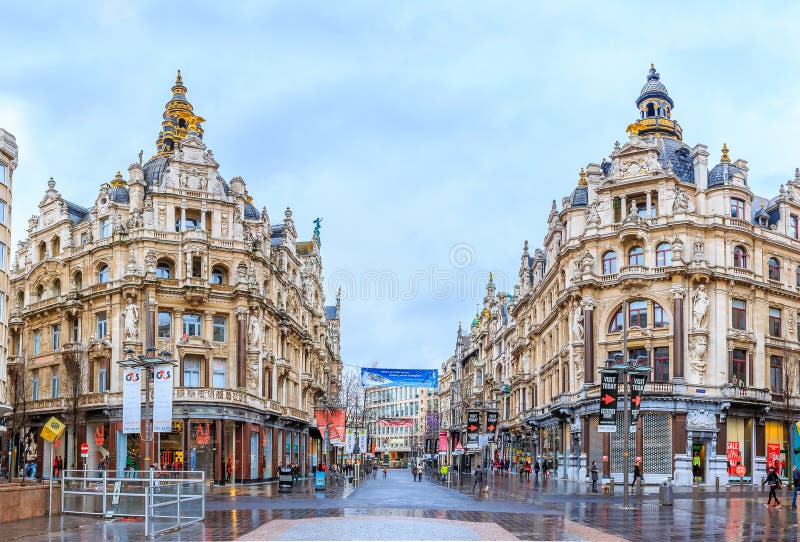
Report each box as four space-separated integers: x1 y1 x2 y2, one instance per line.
486 411 498 441
438 430 449 452
466 410 480 448
358 428 367 453
314 408 346 447
629 373 648 430
361 368 438 388
122 367 142 434
598 371 618 433
153 364 174 433
377 418 414 428
345 428 356 454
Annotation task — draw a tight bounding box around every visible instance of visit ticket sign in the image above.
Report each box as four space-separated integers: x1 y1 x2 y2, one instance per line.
598 371 618 433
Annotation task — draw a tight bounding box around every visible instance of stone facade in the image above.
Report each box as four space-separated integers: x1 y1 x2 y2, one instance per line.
442 66 800 486
8 73 342 482
0 129 14 418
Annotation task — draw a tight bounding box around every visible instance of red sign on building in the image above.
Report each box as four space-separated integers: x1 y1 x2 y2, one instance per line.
94 425 105 446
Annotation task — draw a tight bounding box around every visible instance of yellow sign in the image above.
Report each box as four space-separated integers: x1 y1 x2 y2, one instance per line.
40 417 66 443
174 451 184 464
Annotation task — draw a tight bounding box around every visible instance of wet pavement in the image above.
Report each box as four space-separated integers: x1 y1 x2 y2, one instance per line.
0 469 797 541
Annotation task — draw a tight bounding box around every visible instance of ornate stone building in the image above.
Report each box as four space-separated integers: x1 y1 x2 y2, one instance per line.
0 129 15 418
447 65 800 486
8 72 342 482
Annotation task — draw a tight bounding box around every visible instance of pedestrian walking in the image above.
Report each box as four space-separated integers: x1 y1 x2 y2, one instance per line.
411 464 418 481
417 464 423 482
524 461 532 481
533 461 540 480
472 465 484 492
633 462 643 488
382 466 387 479
542 459 549 479
792 465 800 509
763 466 782 508
590 461 599 492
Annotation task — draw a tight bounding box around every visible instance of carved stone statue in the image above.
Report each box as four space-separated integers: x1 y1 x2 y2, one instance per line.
585 200 601 227
144 249 157 274
581 252 594 275
125 302 140 341
248 315 261 347
691 235 706 264
573 350 584 386
672 187 691 213
691 285 709 329
689 335 708 378
572 303 584 341
624 199 641 224
672 237 684 264
247 359 258 393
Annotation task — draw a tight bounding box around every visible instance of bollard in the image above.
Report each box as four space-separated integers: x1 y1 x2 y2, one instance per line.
716 476 719 491
610 478 615 491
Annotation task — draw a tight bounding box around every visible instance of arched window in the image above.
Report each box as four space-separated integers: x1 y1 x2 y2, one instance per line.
52 279 61 297
15 290 24 308
156 259 173 279
97 264 109 284
608 308 623 333
35 284 44 302
768 257 781 281
602 251 618 274
38 242 47 261
646 103 655 117
733 246 747 269
628 246 644 266
796 266 800 288
211 266 227 285
51 236 60 257
655 242 672 267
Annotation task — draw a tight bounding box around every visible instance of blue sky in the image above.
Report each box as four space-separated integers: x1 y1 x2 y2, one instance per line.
2 1 800 370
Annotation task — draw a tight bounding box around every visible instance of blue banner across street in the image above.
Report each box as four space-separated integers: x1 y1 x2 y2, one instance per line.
360 368 438 388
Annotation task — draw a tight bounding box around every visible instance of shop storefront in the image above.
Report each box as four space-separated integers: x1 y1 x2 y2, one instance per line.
726 417 753 481
765 420 787 477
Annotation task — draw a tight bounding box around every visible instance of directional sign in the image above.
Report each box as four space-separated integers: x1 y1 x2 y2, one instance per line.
466 411 480 448
629 374 648 428
486 411 498 441
598 372 618 433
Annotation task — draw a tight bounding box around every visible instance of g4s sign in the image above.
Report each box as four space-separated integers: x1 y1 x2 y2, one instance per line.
125 371 140 382
156 369 172 380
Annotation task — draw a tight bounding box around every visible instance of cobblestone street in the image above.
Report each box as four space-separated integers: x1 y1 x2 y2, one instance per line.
0 470 797 541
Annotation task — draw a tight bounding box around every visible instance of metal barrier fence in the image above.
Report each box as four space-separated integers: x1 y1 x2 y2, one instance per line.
61 469 205 537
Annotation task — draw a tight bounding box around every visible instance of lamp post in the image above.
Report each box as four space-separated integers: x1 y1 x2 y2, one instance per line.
603 299 652 509
117 346 173 471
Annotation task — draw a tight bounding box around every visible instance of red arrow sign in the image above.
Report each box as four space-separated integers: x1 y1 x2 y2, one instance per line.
488 424 496 431
632 396 641 407
601 394 615 405
468 424 478 431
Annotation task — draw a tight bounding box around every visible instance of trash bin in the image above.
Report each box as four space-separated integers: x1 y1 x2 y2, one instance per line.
279 467 294 493
659 480 673 506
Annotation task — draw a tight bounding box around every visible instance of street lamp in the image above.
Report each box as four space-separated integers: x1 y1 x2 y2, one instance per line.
117 346 173 471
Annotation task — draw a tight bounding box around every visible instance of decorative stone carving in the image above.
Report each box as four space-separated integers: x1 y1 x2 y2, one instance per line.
572 303 584 341
247 358 259 393
585 200 601 227
691 285 708 330
145 249 157 274
672 187 692 213
248 314 261 348
125 302 140 341
691 235 706 265
686 409 716 431
672 237 684 264
689 335 707 377
580 251 594 275
573 349 584 386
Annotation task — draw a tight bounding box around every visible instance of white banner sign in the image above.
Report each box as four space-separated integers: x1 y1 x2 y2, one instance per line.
345 428 356 454
153 364 174 433
122 368 141 434
358 429 367 453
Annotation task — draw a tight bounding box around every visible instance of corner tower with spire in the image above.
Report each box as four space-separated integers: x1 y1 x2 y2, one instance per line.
627 64 683 140
154 70 206 156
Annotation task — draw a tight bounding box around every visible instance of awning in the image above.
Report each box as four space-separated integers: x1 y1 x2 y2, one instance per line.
308 426 323 440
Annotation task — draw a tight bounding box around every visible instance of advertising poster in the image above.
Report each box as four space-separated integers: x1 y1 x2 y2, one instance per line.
466 410 480 448
122 367 141 434
153 364 174 433
315 408 346 447
345 428 356 454
377 418 413 428
358 429 367 453
486 411 498 441
438 430 448 452
629 373 648 429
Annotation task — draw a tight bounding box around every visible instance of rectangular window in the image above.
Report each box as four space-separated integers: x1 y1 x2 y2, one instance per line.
81 232 89 246
33 329 41 355
213 316 227 342
731 349 747 386
183 314 201 337
0 200 7 224
792 215 799 239
71 318 80 342
653 347 669 382
212 358 226 388
96 311 107 338
100 218 111 239
158 311 172 338
0 241 6 270
770 355 783 394
0 163 5 185
98 363 107 393
769 307 782 337
629 300 647 328
653 304 668 328
629 348 648 365
31 372 39 401
52 324 60 350
731 198 745 218
732 299 746 330
51 369 59 399
184 358 201 387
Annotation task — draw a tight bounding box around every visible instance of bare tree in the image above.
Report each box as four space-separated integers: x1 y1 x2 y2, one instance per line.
339 368 364 429
63 345 84 470
8 355 27 481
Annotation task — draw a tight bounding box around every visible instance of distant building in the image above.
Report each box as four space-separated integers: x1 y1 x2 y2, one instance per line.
0 129 15 421
365 384 436 465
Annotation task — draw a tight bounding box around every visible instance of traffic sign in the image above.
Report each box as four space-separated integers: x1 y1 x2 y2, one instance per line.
80 442 89 457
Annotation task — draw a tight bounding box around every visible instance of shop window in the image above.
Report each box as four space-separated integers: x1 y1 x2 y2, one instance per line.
770 355 783 394
158 312 172 338
731 299 746 330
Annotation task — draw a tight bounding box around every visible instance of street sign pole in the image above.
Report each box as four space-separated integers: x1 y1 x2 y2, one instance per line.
622 299 630 510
